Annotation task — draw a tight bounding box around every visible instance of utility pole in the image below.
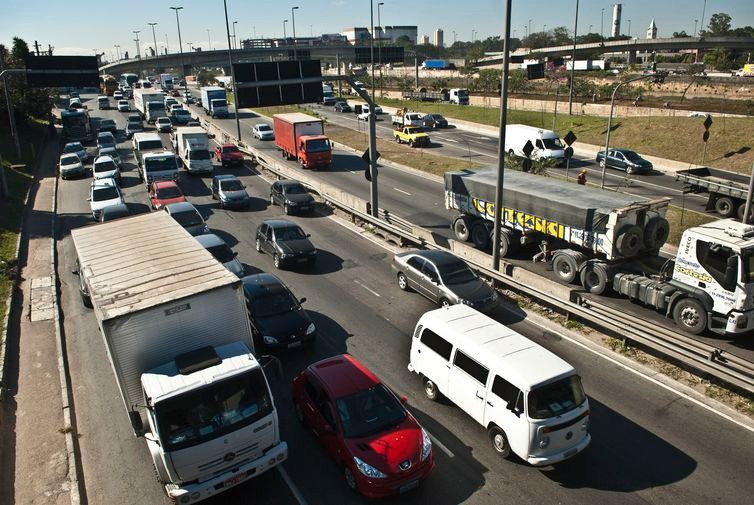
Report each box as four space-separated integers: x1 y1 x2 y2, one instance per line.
378 2 384 98
233 21 238 50
568 0 579 115
370 0 375 102
148 22 159 71
291 6 299 60
223 0 242 143
170 6 187 94
133 30 141 77
601 8 605 40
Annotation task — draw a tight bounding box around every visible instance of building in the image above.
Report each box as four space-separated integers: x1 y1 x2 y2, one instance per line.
342 27 372 45
342 25 417 45
383 26 418 44
434 28 444 48
421 35 430 45
611 3 622 38
646 19 657 39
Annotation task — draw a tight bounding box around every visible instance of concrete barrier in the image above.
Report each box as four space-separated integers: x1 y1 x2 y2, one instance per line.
510 265 574 301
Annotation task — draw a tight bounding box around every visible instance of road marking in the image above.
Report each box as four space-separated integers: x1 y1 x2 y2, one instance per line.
475 136 490 140
393 187 412 196
442 138 459 143
427 430 455 458
354 279 381 297
277 466 309 505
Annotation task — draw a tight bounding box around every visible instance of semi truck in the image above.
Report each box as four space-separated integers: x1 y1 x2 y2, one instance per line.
200 86 229 118
273 112 333 170
71 212 288 503
445 167 754 335
61 109 92 142
401 87 469 105
160 73 174 90
133 88 165 123
675 167 752 220
421 59 451 70
173 127 214 175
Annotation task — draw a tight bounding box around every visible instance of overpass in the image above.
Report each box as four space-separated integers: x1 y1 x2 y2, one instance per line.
479 36 754 65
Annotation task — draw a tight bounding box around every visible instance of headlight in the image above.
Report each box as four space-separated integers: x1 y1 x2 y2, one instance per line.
461 299 473 306
353 456 386 479
538 436 550 449
420 428 433 461
305 323 316 335
262 335 278 345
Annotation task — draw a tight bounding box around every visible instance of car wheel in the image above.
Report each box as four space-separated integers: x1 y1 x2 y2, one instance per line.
599 159 606 169
397 272 411 291
439 298 451 308
626 166 635 175
423 377 441 401
344 466 358 493
273 254 281 269
409 140 415 148
255 238 262 253
488 426 512 459
270 194 275 205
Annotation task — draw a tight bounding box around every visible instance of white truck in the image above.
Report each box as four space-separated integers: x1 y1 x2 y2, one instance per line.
133 88 165 123
391 109 424 127
132 132 165 170
504 124 566 164
71 212 288 504
173 127 214 175
160 73 174 90
446 167 754 336
200 86 229 118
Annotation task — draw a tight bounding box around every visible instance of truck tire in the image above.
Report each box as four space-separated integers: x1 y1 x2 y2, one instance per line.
453 216 471 242
715 197 735 218
737 203 752 221
498 230 515 258
553 253 579 284
644 217 670 250
616 225 643 257
471 222 490 250
580 261 610 295
672 298 707 334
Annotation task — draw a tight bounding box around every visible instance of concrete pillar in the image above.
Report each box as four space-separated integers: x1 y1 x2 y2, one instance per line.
627 50 637 65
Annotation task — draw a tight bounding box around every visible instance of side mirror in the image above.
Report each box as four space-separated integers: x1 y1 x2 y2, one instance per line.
144 432 160 445
299 297 307 304
506 400 515 411
86 197 91 201
400 395 408 405
306 233 311 238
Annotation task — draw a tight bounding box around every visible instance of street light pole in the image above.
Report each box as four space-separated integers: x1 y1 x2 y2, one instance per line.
223 0 242 143
291 6 299 60
694 19 699 37
233 21 238 50
700 0 707 35
207 29 212 51
370 0 375 102
283 19 288 40
568 0 579 115
148 22 159 71
114 44 121 60
378 1 384 98
628 20 632 38
169 6 187 94
601 8 605 40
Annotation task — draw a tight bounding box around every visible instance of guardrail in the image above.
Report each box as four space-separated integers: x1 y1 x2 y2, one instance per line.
209 117 754 396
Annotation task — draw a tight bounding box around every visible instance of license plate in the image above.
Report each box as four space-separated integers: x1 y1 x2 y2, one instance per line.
288 341 302 349
399 480 420 494
223 473 246 488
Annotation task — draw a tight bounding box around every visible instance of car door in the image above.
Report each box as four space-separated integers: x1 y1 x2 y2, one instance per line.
301 376 340 459
405 256 431 298
447 349 489 425
263 226 276 254
211 179 218 199
420 260 444 303
257 224 269 251
614 151 627 171
271 182 281 205
484 374 530 458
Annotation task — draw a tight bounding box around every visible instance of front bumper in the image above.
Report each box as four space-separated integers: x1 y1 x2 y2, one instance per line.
220 197 249 209
167 441 288 504
279 252 317 267
259 331 316 352
222 157 245 165
725 309 754 334
355 452 435 499
526 433 591 466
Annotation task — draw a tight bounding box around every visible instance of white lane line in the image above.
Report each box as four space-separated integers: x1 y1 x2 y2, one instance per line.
354 279 382 297
393 187 412 196
427 430 455 458
277 466 309 505
442 138 459 143
475 136 491 140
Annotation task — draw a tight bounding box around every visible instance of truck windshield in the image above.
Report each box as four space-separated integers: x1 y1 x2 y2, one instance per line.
542 138 564 149
138 140 164 151
741 251 754 283
145 156 177 172
156 368 273 452
148 102 164 110
189 149 211 160
458 89 469 98
305 139 330 153
527 375 586 419
212 99 227 108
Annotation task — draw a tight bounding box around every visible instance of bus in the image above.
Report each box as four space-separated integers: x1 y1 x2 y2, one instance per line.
100 74 118 96
120 73 139 89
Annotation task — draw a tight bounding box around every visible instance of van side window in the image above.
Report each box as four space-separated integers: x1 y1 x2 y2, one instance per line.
492 375 524 410
536 139 545 149
420 329 452 360
453 350 489 385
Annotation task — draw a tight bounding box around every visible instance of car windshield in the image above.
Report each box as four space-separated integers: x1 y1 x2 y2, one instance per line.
60 156 78 166
542 138 564 149
156 368 273 452
336 384 406 438
101 120 115 126
119 101 128 105
438 260 478 284
256 125 271 132
156 186 182 199
64 143 82 153
206 244 235 263
284 184 307 195
528 375 586 419
220 179 244 191
93 160 116 173
175 110 190 117
92 187 119 202
305 139 330 153
433 115 446 121
623 151 642 161
144 156 177 172
252 290 299 317
171 209 203 227
274 226 306 241
98 136 114 145
158 118 170 124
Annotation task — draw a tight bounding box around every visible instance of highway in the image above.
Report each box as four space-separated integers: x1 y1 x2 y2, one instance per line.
55 93 754 504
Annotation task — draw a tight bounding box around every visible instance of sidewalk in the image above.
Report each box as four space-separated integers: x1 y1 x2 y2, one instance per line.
1 137 73 505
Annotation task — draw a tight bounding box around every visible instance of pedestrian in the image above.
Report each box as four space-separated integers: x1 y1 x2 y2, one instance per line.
577 169 587 185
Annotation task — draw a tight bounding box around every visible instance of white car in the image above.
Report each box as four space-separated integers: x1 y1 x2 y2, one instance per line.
88 178 124 220
63 141 88 162
252 123 275 140
117 100 130 112
58 153 85 180
92 155 121 183
113 90 123 100
97 146 122 168
169 103 184 113
156 116 173 132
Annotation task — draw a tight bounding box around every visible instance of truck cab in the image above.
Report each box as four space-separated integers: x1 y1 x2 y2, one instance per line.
449 88 469 105
141 152 180 187
182 139 213 174
297 135 332 169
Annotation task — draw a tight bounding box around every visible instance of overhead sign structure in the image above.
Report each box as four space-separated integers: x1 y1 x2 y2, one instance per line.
234 60 323 108
526 63 545 80
354 47 405 64
24 55 99 88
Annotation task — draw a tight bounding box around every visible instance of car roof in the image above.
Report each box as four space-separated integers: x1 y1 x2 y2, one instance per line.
263 219 299 229
241 273 287 298
65 142 83 148
165 201 198 213
92 177 117 188
195 233 226 249
100 118 115 123
94 155 114 163
308 354 381 399
100 203 130 217
614 148 637 155
398 249 463 266
60 153 80 160
154 180 179 189
221 143 237 147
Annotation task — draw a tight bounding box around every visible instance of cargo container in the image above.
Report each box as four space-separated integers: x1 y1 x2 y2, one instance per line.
200 86 229 118
133 88 165 123
676 167 752 220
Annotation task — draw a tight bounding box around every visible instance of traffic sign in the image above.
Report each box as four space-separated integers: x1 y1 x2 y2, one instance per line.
234 60 323 108
522 140 534 158
24 55 99 88
564 146 574 159
703 115 713 130
563 130 577 146
703 130 710 143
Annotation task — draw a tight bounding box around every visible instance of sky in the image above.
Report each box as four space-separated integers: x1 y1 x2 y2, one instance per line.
2 0 753 60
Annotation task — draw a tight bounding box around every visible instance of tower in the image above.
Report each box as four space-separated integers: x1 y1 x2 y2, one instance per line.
434 28 444 48
611 4 622 38
646 19 657 39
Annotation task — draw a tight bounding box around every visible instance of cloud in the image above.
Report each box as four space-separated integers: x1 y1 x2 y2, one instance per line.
331 0 348 5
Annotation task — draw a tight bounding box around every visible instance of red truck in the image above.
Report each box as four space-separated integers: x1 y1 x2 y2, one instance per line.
214 143 245 167
273 112 333 170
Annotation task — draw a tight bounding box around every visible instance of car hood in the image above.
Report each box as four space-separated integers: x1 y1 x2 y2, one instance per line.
277 238 315 255
91 197 123 211
344 417 423 474
447 279 494 302
285 193 314 205
255 308 311 341
221 189 249 200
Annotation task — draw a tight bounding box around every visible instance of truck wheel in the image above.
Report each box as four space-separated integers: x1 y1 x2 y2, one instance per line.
737 203 752 221
409 140 415 148
580 262 610 295
498 230 515 258
488 426 512 459
453 216 471 242
644 217 670 250
715 197 735 218
471 222 490 250
616 225 643 257
553 254 579 284
672 298 707 334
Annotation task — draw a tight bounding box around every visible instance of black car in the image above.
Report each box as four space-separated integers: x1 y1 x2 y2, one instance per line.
98 203 130 222
270 180 315 215
241 273 316 351
255 219 317 269
334 101 352 113
596 148 653 174
98 119 118 134
423 114 448 128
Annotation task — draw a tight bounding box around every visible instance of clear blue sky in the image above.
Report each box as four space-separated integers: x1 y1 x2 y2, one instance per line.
2 0 753 60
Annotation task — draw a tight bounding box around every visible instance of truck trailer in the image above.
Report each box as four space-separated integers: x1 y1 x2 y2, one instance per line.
401 87 469 105
200 86 229 118
133 88 165 123
675 167 752 220
446 167 754 335
71 211 288 503
273 112 333 170
173 127 214 175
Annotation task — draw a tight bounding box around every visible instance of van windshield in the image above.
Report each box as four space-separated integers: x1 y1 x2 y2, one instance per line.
528 375 586 419
542 138 564 150
144 156 177 172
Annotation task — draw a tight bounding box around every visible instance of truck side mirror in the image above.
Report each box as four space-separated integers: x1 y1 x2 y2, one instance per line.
725 256 738 287
129 411 145 436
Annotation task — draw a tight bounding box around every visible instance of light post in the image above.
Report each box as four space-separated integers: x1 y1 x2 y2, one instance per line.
370 0 375 101
291 6 299 60
694 19 699 37
207 29 212 51
148 22 159 70
627 20 632 38
114 44 121 60
223 0 242 143
452 30 457 45
378 1 384 98
169 6 187 94
589 24 593 33
700 0 707 35
188 42 193 52
133 30 141 59
165 34 169 54
568 0 579 115
528 19 532 38
283 19 288 40
601 7 605 40
233 21 238 50
543 24 547 33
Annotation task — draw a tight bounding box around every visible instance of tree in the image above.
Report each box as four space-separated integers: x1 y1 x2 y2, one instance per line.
508 70 531 94
706 13 732 35
704 47 735 71
0 37 56 122
196 69 217 87
394 35 413 47
551 26 571 46
466 45 484 68
672 30 689 37
475 69 500 93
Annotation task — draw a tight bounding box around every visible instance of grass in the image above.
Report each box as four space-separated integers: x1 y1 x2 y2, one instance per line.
665 206 716 246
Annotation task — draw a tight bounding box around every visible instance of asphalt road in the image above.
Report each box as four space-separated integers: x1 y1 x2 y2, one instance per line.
56 94 754 504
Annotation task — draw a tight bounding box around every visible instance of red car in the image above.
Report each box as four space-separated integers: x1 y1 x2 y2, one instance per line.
149 180 186 210
170 89 181 97
214 144 245 167
292 354 434 498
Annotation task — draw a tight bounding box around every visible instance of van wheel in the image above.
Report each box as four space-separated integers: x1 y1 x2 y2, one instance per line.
488 426 512 458
423 377 441 401
397 272 411 291
439 298 451 308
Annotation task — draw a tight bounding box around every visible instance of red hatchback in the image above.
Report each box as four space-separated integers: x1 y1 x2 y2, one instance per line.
292 354 434 498
149 180 186 210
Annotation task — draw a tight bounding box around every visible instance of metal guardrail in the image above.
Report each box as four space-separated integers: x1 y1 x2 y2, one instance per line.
230 123 754 396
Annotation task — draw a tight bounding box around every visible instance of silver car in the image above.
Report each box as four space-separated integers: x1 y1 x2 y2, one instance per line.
392 250 498 312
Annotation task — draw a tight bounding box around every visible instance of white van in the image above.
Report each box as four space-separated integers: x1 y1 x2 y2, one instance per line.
504 124 565 164
408 304 590 465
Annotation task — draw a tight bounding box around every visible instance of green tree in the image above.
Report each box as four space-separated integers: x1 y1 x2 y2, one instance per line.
704 47 736 71
0 38 55 122
196 69 217 87
672 30 689 37
508 70 531 94
551 26 571 45
706 13 732 35
476 69 500 93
